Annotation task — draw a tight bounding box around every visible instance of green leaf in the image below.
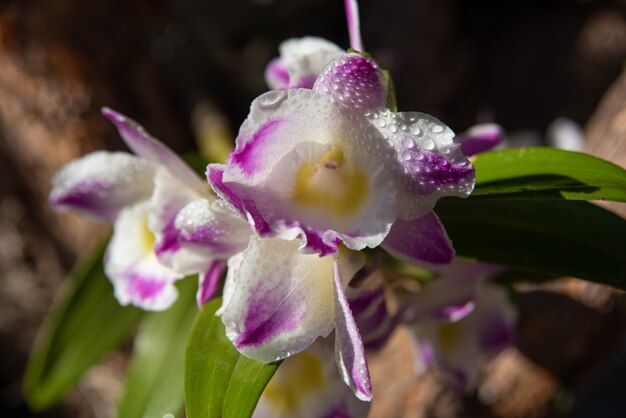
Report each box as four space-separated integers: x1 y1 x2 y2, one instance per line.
436 198 626 289
117 277 198 418
185 298 281 418
471 147 626 202
23 239 144 409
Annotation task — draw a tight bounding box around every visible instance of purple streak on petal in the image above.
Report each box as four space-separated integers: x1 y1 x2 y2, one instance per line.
236 279 304 348
178 225 239 254
429 298 475 322
125 272 168 304
456 124 504 156
480 317 516 353
243 199 272 235
382 212 454 266
206 165 245 215
401 150 475 195
154 217 181 257
197 260 226 307
265 58 290 90
49 178 119 221
101 107 205 193
302 228 339 256
349 289 383 316
333 260 372 401
229 119 283 176
344 0 363 51
314 54 385 111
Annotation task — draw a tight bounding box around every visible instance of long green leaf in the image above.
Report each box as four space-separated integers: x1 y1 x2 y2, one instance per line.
23 240 144 409
436 198 626 289
185 298 280 418
471 147 626 202
117 277 198 418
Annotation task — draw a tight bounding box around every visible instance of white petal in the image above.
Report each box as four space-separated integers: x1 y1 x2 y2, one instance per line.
49 151 155 222
372 110 475 219
105 202 181 311
274 37 344 89
220 236 337 362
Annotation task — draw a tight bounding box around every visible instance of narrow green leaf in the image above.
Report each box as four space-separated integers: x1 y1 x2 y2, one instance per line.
436 198 626 289
471 147 626 202
23 240 144 409
185 298 280 418
117 277 198 418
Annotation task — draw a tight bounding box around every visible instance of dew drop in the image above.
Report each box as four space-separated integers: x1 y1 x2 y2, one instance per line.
258 90 287 108
422 139 435 150
411 126 422 136
431 124 445 134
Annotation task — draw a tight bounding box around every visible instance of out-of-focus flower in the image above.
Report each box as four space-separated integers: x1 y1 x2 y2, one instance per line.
454 123 505 157
265 37 344 90
406 262 517 393
49 108 251 310
253 340 370 418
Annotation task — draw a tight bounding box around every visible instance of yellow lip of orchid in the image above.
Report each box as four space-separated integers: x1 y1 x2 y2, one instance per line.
291 146 369 217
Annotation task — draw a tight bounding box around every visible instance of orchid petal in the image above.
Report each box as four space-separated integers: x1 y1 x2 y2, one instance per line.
265 37 344 90
101 107 207 194
264 58 290 90
220 237 337 362
313 53 388 112
382 211 454 266
49 151 155 222
373 110 475 219
149 168 203 273
455 123 504 156
333 258 372 401
407 273 481 324
175 198 252 259
105 202 181 311
197 259 226 307
344 0 363 51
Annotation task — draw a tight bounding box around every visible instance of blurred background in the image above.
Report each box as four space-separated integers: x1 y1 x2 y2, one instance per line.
1 0 625 416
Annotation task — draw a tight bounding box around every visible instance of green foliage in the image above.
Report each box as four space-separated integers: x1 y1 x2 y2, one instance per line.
117 278 198 418
23 240 143 409
185 298 281 418
471 147 626 202
437 198 626 289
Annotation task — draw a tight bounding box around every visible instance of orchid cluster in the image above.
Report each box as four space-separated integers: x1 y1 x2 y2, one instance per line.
47 1 520 417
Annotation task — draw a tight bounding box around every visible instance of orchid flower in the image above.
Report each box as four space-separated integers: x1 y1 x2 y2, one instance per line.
406 261 517 393
209 53 474 262
253 340 370 418
265 37 344 90
49 108 251 310
264 0 364 91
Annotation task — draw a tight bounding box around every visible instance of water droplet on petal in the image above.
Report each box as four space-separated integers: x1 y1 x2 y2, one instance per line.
431 124 445 134
422 139 435 150
258 90 287 108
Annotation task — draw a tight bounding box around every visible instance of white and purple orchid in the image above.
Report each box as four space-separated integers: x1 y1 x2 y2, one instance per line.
49 108 251 310
207 0 475 402
406 262 517 393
